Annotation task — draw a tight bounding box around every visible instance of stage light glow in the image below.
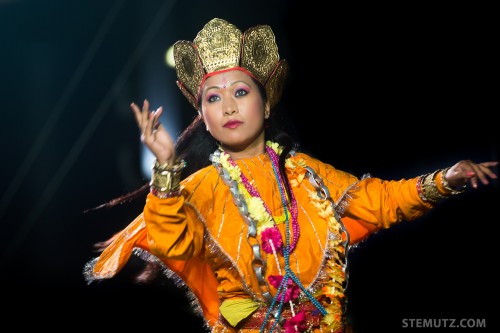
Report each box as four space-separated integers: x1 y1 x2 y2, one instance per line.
165 45 175 68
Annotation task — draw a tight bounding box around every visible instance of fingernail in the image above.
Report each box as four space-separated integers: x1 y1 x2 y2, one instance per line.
466 171 475 176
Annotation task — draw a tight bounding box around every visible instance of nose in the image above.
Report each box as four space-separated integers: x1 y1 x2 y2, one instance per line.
222 95 238 116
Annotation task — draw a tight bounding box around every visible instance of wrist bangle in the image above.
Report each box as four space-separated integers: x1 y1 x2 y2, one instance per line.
150 186 181 199
153 159 186 173
418 170 448 203
149 159 186 194
440 167 466 195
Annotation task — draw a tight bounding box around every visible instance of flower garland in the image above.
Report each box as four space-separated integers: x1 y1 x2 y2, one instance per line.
218 144 276 236
214 141 347 332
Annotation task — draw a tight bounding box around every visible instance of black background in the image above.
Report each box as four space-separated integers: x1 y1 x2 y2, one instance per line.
0 1 497 331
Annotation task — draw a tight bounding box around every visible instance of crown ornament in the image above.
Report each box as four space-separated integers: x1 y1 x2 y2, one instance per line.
173 18 288 110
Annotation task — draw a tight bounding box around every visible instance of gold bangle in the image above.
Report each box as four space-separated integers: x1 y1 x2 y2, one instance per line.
419 170 448 203
440 167 466 195
150 186 181 199
150 159 186 192
153 159 186 173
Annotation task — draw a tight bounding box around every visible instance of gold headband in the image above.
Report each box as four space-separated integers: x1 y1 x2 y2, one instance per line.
173 18 288 110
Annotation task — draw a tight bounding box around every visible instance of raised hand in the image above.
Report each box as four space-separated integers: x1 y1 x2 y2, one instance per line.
131 99 176 164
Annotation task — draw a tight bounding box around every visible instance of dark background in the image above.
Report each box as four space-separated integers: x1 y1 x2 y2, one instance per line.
0 1 497 331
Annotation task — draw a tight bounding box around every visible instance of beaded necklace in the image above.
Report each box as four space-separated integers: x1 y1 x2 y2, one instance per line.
210 141 347 332
227 145 300 255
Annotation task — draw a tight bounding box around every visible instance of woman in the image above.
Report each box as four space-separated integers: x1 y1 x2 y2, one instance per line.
84 18 497 333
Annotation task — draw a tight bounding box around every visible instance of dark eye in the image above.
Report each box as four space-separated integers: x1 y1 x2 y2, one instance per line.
235 89 249 97
207 95 220 103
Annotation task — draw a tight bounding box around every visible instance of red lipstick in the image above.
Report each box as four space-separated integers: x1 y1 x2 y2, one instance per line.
223 120 243 129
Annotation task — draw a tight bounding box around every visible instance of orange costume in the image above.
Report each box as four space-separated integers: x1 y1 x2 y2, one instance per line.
84 148 439 332
83 18 462 333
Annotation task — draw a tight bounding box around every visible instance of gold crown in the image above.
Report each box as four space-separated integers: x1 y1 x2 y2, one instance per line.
173 18 288 110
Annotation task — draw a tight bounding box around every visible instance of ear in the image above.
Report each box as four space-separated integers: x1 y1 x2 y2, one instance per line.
198 110 209 131
264 102 271 119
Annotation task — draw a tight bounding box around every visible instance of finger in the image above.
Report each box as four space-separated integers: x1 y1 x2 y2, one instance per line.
482 161 499 166
467 162 497 187
478 162 499 183
130 102 142 126
481 161 499 172
145 107 162 138
144 109 155 138
141 99 150 134
153 107 163 130
467 164 481 188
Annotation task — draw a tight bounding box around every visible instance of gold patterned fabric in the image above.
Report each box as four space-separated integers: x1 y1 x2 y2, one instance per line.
173 18 288 109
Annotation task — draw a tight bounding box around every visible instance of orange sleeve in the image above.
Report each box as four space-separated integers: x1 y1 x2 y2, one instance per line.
341 217 379 244
343 177 434 231
301 155 436 243
143 192 206 260
91 214 148 280
89 199 220 326
143 187 220 326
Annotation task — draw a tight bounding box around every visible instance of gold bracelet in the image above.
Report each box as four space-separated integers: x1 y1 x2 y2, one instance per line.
440 167 466 195
153 159 186 173
419 170 448 203
150 186 181 199
150 159 186 193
